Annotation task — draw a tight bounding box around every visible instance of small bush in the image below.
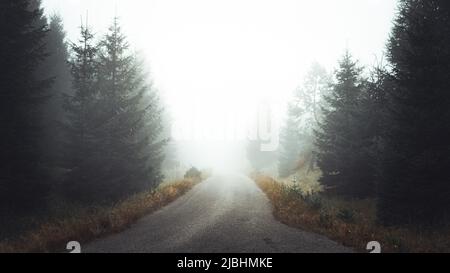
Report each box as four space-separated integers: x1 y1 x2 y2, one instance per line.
184 167 202 180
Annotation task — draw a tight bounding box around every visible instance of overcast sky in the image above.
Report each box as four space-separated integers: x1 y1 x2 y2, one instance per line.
42 0 398 169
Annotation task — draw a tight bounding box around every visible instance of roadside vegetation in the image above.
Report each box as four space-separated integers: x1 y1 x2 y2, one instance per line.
253 174 450 253
0 174 203 253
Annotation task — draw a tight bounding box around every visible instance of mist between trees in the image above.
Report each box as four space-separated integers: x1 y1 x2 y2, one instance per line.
172 100 281 152
249 0 450 229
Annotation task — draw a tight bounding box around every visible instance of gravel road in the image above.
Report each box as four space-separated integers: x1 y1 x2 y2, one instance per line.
85 174 353 253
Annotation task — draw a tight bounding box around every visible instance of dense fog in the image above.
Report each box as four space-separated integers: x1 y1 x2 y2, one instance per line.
42 0 397 171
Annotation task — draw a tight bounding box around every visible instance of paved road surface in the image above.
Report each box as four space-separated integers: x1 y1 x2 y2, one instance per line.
85 174 353 253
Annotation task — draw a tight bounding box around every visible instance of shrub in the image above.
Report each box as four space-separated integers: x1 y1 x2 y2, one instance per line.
184 167 202 180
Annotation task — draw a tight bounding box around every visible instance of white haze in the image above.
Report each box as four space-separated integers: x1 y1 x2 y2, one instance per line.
42 0 398 172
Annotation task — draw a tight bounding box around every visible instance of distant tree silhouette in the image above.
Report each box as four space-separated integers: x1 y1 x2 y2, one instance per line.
278 64 331 178
278 107 302 178
293 63 331 173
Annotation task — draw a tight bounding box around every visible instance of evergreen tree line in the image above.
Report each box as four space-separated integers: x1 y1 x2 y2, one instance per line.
279 0 450 228
0 0 166 223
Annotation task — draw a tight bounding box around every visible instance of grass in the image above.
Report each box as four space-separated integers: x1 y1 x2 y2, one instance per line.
0 178 201 253
253 174 450 253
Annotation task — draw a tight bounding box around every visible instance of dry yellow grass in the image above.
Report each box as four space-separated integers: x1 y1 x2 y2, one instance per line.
0 179 200 253
253 174 450 253
278 168 324 195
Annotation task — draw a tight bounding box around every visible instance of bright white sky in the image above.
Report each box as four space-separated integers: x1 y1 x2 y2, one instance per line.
42 0 398 171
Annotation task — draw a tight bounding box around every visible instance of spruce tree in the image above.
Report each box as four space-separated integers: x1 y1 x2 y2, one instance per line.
378 0 450 227
37 14 73 172
292 63 331 173
62 22 100 203
315 51 374 198
359 65 392 195
95 18 166 201
0 0 51 216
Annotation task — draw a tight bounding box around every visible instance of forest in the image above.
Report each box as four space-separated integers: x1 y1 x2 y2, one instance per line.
0 0 449 253
0 0 168 238
249 0 450 229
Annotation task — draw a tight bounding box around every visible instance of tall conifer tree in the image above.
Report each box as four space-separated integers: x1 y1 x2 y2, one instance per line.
378 0 450 226
63 21 100 203
316 52 374 198
0 0 51 215
94 18 166 201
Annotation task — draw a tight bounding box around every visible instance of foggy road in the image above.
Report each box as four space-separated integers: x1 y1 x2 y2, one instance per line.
85 175 353 253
